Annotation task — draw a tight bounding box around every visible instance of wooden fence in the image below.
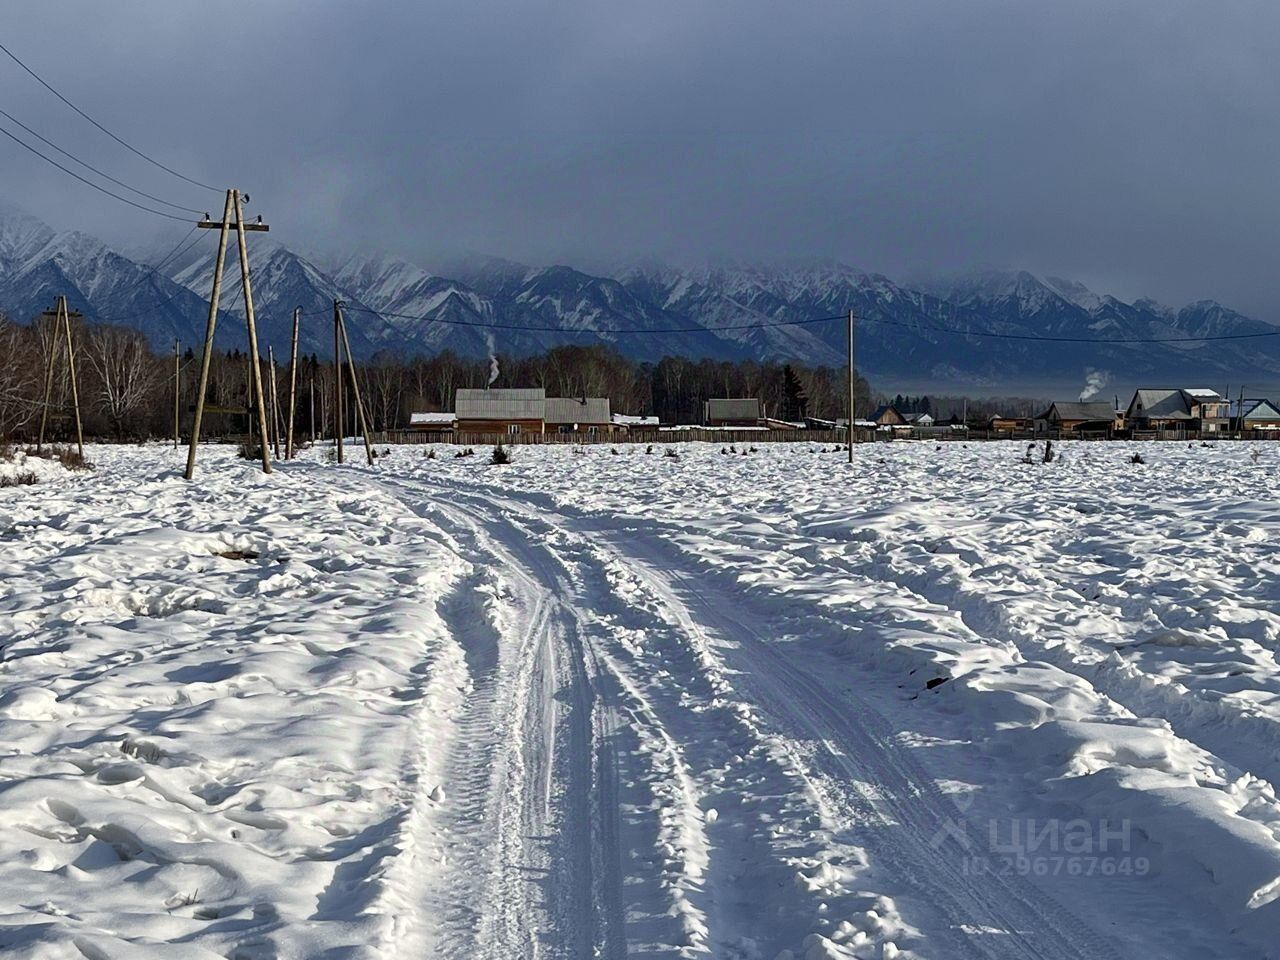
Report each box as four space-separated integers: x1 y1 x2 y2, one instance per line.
371 426 1280 446
374 428 874 446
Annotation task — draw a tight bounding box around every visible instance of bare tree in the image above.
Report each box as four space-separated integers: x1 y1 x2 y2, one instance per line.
0 315 41 440
366 350 405 430
84 325 159 438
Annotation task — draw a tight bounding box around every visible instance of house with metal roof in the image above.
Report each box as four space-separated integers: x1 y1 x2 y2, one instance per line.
1125 388 1229 437
704 398 765 427
1038 401 1117 436
452 388 618 436
1229 399 1280 432
407 411 457 435
456 388 547 435
545 397 612 434
612 413 660 434
869 404 908 427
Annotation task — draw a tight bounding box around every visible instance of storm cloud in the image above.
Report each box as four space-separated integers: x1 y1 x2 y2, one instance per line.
3 1 1279 316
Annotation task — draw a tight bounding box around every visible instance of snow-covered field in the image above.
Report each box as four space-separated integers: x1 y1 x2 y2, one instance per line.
3 439 1280 959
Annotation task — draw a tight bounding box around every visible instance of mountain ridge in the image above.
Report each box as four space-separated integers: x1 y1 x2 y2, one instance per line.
2 204 1279 394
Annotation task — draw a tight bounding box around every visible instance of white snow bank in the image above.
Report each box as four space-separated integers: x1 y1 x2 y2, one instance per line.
0 445 468 959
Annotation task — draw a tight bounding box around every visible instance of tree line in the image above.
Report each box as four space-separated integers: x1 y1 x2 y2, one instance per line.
0 310 1040 442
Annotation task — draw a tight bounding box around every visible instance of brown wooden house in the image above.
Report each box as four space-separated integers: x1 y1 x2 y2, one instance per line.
455 388 546 435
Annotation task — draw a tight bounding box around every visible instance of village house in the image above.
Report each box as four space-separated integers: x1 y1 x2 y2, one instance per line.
447 388 619 436
1229 398 1280 433
406 411 456 436
868 404 908 427
704 398 765 427
1037 401 1117 437
455 387 548 435
1126 388 1229 438
611 413 660 435
545 396 612 435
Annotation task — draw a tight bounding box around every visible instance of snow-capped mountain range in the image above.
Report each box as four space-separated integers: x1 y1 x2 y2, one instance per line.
3 202 1280 393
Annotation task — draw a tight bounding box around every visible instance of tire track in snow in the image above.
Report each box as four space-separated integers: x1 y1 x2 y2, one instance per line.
417 476 1134 960
363 479 629 959
599 528 1128 960
397 477 932 958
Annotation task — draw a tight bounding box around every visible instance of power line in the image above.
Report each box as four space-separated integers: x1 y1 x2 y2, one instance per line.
344 303 847 334
149 224 203 276
94 228 212 323
344 302 1280 343
855 313 1280 344
0 106 204 214
0 120 191 222
0 39 220 194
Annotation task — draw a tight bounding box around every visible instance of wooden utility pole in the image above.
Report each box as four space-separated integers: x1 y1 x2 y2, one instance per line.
36 297 84 458
309 374 316 443
333 300 344 463
267 346 283 460
186 189 269 479
285 307 300 459
245 353 257 449
173 339 181 448
233 191 271 474
336 301 376 465
847 309 855 463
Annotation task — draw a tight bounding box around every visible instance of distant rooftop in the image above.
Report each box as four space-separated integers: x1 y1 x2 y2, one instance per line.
545 397 611 425
456 387 546 420
409 411 456 425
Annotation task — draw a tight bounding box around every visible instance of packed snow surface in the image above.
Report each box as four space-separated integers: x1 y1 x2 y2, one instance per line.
3 440 1280 959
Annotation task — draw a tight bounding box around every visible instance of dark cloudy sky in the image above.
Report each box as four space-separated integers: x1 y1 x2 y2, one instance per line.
3 2 1278 316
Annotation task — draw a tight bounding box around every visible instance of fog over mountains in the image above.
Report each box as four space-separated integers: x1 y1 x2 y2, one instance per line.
3 202 1280 397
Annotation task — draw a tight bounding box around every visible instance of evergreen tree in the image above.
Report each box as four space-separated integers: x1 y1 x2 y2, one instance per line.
781 364 808 421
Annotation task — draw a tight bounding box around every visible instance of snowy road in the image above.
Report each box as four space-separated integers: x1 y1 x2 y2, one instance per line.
4 442 1280 958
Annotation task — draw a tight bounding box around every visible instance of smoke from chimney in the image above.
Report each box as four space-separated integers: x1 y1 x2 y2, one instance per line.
486 333 499 387
1078 368 1110 401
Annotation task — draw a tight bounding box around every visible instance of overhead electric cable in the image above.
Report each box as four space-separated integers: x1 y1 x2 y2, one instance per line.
853 313 1280 344
343 303 847 334
341 303 1280 343
0 38 221 193
0 106 204 214
0 121 192 222
94 228 213 323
